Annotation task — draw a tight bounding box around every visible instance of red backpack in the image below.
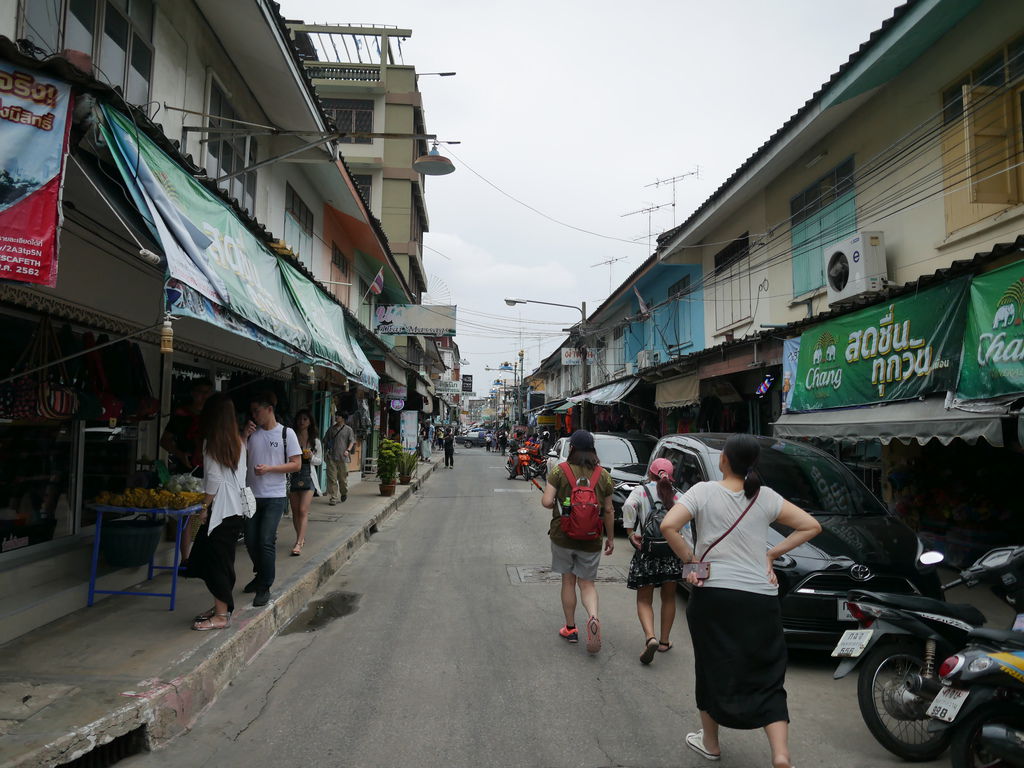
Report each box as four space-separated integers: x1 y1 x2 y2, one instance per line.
558 462 605 540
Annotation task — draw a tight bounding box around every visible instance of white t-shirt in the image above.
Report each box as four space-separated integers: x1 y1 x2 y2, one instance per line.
203 444 247 532
246 424 301 498
621 481 684 531
679 481 785 596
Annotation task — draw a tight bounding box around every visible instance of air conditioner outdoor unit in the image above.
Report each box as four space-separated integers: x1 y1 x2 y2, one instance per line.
824 231 887 306
636 350 661 370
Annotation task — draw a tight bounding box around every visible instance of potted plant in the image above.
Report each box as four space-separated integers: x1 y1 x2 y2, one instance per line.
377 438 403 496
397 450 418 484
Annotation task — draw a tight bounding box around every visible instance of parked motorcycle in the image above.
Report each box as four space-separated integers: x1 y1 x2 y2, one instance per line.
832 546 1024 761
507 445 546 482
933 634 1024 767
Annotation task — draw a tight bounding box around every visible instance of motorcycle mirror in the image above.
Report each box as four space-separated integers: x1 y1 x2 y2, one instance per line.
919 551 944 566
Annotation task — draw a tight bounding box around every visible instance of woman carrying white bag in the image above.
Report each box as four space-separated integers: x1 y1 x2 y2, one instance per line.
188 393 256 631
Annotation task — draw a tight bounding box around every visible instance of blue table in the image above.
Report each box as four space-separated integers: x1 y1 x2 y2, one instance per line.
87 504 203 611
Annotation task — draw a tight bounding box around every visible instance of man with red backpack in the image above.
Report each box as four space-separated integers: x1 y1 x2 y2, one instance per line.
541 430 615 654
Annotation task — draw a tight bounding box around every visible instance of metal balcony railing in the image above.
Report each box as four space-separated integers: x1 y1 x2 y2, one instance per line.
304 64 382 82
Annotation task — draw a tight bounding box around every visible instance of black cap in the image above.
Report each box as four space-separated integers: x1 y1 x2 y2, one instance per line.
569 429 594 451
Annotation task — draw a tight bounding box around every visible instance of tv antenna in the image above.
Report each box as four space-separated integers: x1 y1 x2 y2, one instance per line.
621 202 673 254
590 254 631 293
644 166 701 227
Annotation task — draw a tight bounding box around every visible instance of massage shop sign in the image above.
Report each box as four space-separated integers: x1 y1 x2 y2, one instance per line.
789 277 970 411
956 261 1024 402
0 61 73 286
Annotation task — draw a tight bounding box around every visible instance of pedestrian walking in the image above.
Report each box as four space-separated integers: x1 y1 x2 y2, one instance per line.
243 391 301 607
188 393 249 631
660 433 821 768
622 457 685 664
541 429 614 654
443 429 455 468
498 430 508 455
324 412 356 504
287 409 322 557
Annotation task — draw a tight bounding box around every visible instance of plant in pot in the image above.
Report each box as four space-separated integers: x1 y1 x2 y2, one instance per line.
377 438 403 496
397 450 418 484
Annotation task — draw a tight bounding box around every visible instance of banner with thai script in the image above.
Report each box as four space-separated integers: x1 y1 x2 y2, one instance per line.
435 379 460 394
0 62 73 286
789 278 969 411
781 337 801 413
956 261 1024 402
373 304 456 335
561 348 596 366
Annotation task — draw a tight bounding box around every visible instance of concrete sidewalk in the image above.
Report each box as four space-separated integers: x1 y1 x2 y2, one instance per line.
0 460 438 768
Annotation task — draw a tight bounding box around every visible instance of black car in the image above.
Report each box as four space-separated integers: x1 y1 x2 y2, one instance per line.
459 429 489 448
546 433 657 527
647 433 943 649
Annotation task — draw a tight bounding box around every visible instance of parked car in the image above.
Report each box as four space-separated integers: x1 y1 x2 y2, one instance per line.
647 433 943 649
460 428 489 447
546 433 657 526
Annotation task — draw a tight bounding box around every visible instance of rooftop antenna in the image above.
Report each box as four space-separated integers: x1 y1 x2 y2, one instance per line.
590 254 631 293
621 202 673 254
644 166 701 227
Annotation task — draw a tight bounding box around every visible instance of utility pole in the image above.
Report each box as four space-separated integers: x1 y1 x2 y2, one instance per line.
578 301 588 431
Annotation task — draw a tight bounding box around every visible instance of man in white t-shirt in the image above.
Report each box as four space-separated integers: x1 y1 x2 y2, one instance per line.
243 391 301 607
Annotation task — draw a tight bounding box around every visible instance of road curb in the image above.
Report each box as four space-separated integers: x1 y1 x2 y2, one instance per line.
9 462 436 767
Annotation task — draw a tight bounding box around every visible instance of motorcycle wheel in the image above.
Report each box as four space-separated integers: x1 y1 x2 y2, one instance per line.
856 639 951 762
950 701 1024 768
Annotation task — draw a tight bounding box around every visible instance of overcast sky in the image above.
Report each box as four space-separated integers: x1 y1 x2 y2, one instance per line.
283 0 903 401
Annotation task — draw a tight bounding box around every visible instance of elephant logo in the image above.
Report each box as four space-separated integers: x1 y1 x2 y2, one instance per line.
994 278 1024 330
813 347 822 364
826 345 837 361
813 332 838 365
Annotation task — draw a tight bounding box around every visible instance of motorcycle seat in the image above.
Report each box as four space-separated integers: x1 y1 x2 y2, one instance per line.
848 590 986 626
968 627 1024 650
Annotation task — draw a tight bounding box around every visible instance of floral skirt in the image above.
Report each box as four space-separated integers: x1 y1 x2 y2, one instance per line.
626 546 683 589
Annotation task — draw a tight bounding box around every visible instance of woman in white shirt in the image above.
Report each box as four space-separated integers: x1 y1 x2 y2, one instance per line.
661 433 821 768
190 394 248 631
622 457 684 665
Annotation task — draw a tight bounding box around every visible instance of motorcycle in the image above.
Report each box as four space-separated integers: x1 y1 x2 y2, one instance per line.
832 546 1024 761
507 443 547 482
933 634 1024 767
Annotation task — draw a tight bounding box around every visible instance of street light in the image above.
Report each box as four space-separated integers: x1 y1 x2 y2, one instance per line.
503 297 589 430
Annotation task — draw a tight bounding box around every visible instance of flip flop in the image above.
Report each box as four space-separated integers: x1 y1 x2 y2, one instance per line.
640 637 659 665
658 641 673 652
685 730 721 761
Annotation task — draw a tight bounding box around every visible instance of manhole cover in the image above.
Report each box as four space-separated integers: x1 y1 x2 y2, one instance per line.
506 565 627 584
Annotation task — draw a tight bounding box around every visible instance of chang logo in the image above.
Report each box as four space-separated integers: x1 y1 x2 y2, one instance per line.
978 277 1024 368
805 331 843 393
992 278 1024 330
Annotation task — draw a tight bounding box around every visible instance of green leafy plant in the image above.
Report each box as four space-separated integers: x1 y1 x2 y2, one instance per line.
377 438 404 484
397 450 418 479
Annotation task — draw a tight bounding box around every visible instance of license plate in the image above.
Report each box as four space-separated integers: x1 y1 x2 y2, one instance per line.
837 598 856 621
831 629 874 658
926 687 969 722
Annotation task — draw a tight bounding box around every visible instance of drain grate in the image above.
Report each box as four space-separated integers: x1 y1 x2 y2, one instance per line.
506 565 628 584
58 725 147 767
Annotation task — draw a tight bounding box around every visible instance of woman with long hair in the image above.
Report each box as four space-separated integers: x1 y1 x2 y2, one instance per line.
190 393 247 631
660 434 821 768
540 430 614 655
622 457 685 664
287 409 322 556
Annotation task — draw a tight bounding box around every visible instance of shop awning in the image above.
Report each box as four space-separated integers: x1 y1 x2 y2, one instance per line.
655 374 699 409
413 375 431 398
526 398 564 414
553 402 574 414
568 378 639 406
772 398 1006 447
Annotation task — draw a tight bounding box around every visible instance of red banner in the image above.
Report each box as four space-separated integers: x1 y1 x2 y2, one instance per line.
0 63 73 287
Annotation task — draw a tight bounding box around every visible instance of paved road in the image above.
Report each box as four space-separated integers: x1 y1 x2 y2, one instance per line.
124 448 952 768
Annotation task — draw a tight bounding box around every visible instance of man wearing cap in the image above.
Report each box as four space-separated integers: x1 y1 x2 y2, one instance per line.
541 429 615 654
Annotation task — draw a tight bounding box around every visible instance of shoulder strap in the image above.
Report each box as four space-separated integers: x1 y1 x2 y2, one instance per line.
589 465 603 489
698 490 760 562
640 483 657 527
559 462 577 490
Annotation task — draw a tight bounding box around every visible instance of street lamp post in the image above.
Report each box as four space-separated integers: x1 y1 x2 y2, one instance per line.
504 297 589 431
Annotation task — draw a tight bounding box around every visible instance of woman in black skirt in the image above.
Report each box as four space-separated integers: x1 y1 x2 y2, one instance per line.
660 434 821 768
623 457 684 664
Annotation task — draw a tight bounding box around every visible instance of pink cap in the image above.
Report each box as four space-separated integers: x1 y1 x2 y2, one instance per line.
649 458 673 480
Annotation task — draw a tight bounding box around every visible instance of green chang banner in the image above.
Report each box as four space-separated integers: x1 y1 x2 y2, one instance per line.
790 277 970 411
956 261 1024 402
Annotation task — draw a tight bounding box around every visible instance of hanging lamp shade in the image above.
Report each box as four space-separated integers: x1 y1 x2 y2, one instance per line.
413 143 456 176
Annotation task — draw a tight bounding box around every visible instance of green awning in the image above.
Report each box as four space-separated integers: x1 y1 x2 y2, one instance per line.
553 402 573 414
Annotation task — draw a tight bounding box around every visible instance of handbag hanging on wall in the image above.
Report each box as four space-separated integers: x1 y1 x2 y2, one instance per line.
37 317 79 420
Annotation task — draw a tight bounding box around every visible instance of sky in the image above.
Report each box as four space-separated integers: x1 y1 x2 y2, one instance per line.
283 0 904 398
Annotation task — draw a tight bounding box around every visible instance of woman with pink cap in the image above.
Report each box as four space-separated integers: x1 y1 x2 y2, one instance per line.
621 456 686 664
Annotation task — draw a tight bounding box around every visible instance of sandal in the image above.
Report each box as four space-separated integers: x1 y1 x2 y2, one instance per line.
193 606 216 623
291 541 304 556
658 641 673 652
192 613 231 631
640 636 659 665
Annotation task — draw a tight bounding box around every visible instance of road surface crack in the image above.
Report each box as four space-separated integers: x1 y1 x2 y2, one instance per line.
229 634 318 743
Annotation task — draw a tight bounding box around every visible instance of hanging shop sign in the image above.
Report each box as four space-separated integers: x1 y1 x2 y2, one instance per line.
561 348 596 366
435 379 460 394
781 337 801 413
0 62 73 287
461 374 473 392
956 261 1024 403
789 277 969 412
381 383 408 399
373 304 456 335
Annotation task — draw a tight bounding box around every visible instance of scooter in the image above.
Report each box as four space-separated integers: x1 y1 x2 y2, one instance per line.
932 633 1024 767
832 546 1024 762
507 447 530 480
